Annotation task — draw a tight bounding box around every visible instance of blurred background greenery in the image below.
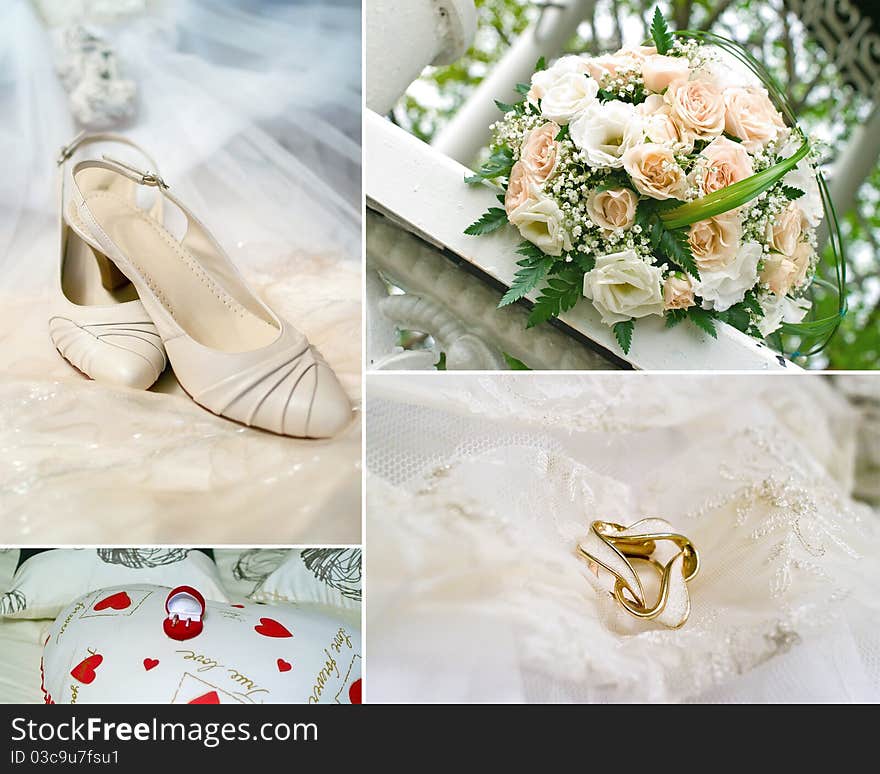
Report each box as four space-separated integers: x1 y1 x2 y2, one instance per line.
392 0 879 369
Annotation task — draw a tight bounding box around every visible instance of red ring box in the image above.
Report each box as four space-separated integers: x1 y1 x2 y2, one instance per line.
163 586 206 641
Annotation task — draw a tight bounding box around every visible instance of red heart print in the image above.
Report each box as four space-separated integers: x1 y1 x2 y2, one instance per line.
143 658 159 671
349 678 362 704
189 691 220 705
94 591 131 612
254 618 292 638
276 659 292 673
70 654 103 684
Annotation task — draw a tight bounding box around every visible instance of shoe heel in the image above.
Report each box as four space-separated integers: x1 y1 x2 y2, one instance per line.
93 250 129 291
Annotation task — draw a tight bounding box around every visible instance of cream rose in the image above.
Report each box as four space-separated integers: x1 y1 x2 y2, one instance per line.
582 250 664 325
520 122 560 184
622 143 687 200
723 86 787 151
642 54 690 93
570 100 642 168
504 162 534 216
665 78 725 139
765 203 806 257
508 192 572 257
586 188 638 233
688 211 743 271
663 274 695 310
761 241 813 295
696 241 761 311
539 71 599 124
692 136 754 195
638 94 695 154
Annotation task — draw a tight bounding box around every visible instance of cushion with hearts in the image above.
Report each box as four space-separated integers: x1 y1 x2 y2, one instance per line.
42 584 362 704
250 548 361 611
2 549 228 619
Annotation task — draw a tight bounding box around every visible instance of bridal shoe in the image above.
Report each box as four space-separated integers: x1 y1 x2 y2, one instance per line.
51 133 167 390
64 136 352 438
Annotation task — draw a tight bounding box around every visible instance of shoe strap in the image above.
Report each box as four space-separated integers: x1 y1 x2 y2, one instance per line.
60 133 166 253
57 130 160 171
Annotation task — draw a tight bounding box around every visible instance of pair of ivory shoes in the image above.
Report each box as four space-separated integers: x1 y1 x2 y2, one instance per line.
50 133 351 438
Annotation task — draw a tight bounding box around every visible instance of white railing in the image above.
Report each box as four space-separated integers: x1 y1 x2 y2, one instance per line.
365 111 795 371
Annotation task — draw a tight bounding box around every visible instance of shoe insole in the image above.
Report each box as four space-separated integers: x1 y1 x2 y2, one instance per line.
61 225 139 306
82 190 280 353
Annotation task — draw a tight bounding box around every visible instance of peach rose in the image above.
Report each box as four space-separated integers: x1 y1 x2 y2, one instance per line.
692 136 755 195
639 94 695 154
765 203 806 257
791 241 813 288
586 188 638 233
505 162 534 215
723 86 787 151
622 143 687 200
763 241 813 294
665 78 725 139
760 254 799 295
584 49 644 83
521 122 560 184
641 54 690 93
688 211 743 271
663 274 695 310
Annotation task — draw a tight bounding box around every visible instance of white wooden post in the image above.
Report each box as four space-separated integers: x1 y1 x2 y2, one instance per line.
826 103 880 230
365 110 797 371
366 0 477 114
432 0 597 165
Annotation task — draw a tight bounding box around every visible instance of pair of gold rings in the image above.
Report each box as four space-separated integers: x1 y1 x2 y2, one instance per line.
577 519 699 629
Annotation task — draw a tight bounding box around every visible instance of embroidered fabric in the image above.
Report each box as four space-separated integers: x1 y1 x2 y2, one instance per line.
366 375 880 702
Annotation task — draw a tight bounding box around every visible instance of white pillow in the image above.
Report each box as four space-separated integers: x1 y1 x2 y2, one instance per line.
42 584 362 704
252 549 361 610
1 549 228 619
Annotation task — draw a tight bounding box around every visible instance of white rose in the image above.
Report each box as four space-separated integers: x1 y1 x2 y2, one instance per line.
508 192 572 257
570 100 642 169
528 55 592 103
583 250 665 325
538 71 600 124
779 136 823 227
696 240 761 311
757 293 810 337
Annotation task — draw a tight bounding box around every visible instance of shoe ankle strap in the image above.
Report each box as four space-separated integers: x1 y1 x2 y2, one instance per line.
57 131 160 172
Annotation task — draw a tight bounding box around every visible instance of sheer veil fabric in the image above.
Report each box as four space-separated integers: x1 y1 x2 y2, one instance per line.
0 0 361 542
366 375 880 702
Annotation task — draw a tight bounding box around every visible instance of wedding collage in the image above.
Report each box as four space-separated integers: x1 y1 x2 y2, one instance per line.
1 0 879 713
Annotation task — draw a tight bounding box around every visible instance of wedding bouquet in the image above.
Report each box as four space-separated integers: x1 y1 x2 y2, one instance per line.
464 9 845 355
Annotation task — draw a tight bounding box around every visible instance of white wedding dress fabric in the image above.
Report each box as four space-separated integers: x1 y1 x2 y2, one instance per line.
366 374 880 702
0 0 361 542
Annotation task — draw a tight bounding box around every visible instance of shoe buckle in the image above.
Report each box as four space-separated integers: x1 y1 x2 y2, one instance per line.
102 154 170 190
139 171 169 190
